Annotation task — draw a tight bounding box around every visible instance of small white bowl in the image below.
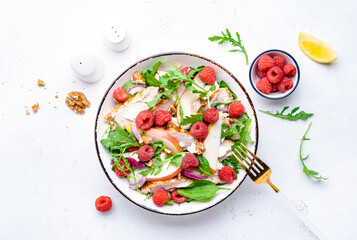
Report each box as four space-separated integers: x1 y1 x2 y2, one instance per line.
249 49 300 100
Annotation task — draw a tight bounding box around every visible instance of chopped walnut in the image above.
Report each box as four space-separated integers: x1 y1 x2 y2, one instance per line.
177 172 182 180
145 160 154 167
167 120 180 129
65 91 90 114
168 105 176 115
139 135 152 145
26 110 30 115
196 141 206 155
37 79 45 86
224 117 239 128
163 148 173 155
131 71 146 84
32 103 39 113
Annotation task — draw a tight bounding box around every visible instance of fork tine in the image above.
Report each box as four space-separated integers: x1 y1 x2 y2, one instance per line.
233 148 260 176
240 143 268 169
231 152 249 172
233 148 253 169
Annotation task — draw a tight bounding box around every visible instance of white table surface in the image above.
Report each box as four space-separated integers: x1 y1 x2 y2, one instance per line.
1 0 356 239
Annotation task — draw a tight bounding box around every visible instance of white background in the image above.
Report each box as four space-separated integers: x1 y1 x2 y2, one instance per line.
0 0 356 239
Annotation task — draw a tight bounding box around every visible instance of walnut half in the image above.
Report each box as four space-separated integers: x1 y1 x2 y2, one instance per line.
65 91 90 114
131 71 146 85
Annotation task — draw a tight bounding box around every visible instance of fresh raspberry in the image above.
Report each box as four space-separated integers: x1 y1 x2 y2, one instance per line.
256 68 266 78
114 160 131 177
266 66 284 83
138 145 155 162
257 55 275 72
228 102 245 118
283 64 297 77
256 77 272 94
127 147 139 152
153 189 170 207
277 76 294 93
271 83 278 92
95 196 112 212
135 110 154 130
171 189 187 203
181 153 199 171
218 166 236 183
203 107 219 123
199 66 216 85
190 122 208 140
273 55 285 69
180 66 192 75
154 110 172 127
113 87 128 103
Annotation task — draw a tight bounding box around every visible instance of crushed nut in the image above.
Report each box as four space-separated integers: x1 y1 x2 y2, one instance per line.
131 71 146 84
168 105 176 115
177 172 182 180
163 148 173 155
37 79 45 86
55 95 58 99
167 120 180 129
224 117 239 128
139 135 152 145
196 141 206 155
65 91 90 114
145 160 154 167
26 110 30 115
32 103 39 113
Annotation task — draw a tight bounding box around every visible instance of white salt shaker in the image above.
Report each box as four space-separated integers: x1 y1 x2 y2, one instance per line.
104 25 131 51
70 55 104 83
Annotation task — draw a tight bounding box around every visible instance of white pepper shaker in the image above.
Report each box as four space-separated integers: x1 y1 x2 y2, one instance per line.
70 54 104 83
104 25 131 51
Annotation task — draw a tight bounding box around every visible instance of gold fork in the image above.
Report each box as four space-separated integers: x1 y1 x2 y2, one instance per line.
233 143 328 240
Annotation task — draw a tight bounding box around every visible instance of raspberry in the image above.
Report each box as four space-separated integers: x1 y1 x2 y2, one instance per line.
138 145 155 162
113 87 128 103
171 189 187 203
203 107 219 123
277 76 294 93
199 66 216 85
135 110 154 130
95 196 112 212
273 55 285 69
154 110 172 127
271 83 278 92
127 147 139 152
228 102 245 118
257 55 275 72
267 66 284 83
218 166 236 183
283 64 297 77
180 66 192 75
181 153 199 171
114 160 131 177
153 189 170 207
256 77 272 94
190 122 208 140
256 68 266 78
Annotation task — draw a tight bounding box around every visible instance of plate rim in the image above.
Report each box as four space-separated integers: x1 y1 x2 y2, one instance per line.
94 51 259 216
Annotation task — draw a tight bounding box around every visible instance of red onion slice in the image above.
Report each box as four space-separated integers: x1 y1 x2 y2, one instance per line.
128 85 146 95
129 175 146 190
131 122 141 141
181 170 205 180
127 157 145 169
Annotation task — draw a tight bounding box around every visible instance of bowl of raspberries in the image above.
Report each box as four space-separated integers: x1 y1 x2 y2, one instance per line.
249 50 300 99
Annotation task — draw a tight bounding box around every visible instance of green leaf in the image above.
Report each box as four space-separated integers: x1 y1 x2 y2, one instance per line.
121 80 137 92
210 101 233 108
152 61 162 76
229 49 241 52
259 106 314 121
101 126 140 153
146 89 173 108
180 113 203 126
197 156 213 176
145 74 161 87
177 180 230 202
218 80 238 100
222 155 243 175
299 122 328 180
208 36 223 41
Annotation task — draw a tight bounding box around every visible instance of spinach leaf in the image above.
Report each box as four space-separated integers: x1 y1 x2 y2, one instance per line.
177 180 230 202
197 155 213 176
259 106 313 121
151 61 162 76
218 80 237 100
101 126 141 153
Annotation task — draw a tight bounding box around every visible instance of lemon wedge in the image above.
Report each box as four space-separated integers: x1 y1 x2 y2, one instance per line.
298 32 338 63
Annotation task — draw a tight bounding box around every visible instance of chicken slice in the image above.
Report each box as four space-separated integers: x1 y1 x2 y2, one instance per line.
167 127 197 149
152 99 175 113
208 88 233 112
218 139 234 162
140 177 193 194
104 86 159 128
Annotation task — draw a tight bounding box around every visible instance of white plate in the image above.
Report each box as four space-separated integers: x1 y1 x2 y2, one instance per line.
94 52 259 215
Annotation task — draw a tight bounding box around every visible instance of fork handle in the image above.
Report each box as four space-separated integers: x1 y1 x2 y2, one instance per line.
275 191 329 240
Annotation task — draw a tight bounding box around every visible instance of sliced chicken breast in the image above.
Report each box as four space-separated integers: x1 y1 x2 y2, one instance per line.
140 177 193 194
104 86 159 128
152 99 175 113
167 127 197 149
218 139 234 162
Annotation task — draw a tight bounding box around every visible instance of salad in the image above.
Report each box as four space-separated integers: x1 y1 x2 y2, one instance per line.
101 62 253 206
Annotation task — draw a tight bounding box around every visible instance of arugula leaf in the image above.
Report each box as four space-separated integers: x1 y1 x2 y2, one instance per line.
209 28 249 64
180 113 203 126
141 61 162 86
210 101 233 108
140 152 184 176
218 80 237 100
176 90 184 123
121 80 137 92
221 123 239 139
151 61 162 76
145 74 161 87
101 126 141 153
197 156 213 176
259 106 313 121
177 180 230 202
166 153 185 167
146 89 174 108
299 122 327 180
222 155 243 174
